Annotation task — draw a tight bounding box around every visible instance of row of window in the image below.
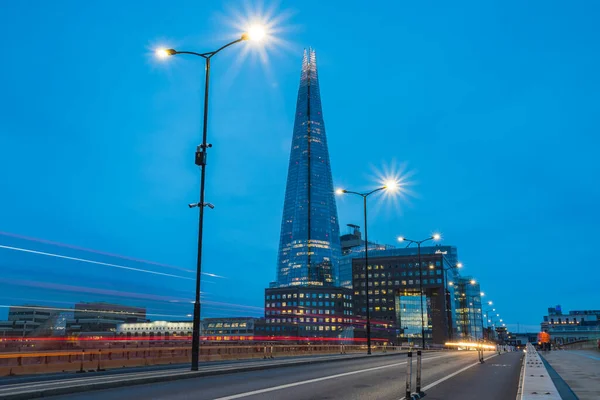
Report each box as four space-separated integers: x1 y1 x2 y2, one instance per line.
266 317 353 324
266 293 351 300
266 301 347 308
267 309 353 316
357 261 442 270
258 325 342 332
355 278 443 287
354 270 443 279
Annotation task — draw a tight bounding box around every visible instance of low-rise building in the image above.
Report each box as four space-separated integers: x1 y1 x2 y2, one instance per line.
66 302 146 337
541 305 600 344
259 286 354 341
0 305 61 337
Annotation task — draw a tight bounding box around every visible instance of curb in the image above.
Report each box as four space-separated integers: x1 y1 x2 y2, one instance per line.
0 351 407 399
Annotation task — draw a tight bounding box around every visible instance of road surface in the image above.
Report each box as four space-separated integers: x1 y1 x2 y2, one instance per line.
46 351 521 400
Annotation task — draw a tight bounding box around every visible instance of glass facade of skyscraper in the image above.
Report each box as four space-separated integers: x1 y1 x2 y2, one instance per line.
275 49 341 287
455 277 483 340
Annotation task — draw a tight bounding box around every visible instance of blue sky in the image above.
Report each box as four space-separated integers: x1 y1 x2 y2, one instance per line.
1 0 599 332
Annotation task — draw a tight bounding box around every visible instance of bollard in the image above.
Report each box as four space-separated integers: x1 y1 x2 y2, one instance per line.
77 349 85 373
270 346 274 359
263 346 268 359
405 351 413 399
416 350 422 395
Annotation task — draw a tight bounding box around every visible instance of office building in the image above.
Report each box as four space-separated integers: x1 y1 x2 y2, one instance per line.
274 48 341 288
0 305 61 337
351 252 459 345
66 302 146 336
454 277 483 340
340 245 458 290
260 286 354 340
541 305 600 344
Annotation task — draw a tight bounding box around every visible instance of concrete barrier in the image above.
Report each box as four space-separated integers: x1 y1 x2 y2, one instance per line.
0 344 403 376
519 343 561 400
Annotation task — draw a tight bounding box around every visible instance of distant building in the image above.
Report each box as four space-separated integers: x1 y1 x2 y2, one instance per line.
116 317 262 342
454 277 483 341
117 321 191 338
340 224 395 256
351 253 458 345
541 305 600 344
66 302 146 336
0 305 61 337
259 286 354 341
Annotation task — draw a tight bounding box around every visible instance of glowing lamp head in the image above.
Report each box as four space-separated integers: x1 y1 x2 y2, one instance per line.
383 179 399 192
488 301 493 305
448 282 454 286
335 188 345 195
243 24 267 42
156 48 176 58
397 236 405 242
456 262 463 268
470 279 476 285
480 292 485 296
432 233 441 241
429 265 435 269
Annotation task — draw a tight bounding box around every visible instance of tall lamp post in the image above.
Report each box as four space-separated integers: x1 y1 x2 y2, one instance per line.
483 303 495 340
336 182 397 354
156 27 266 371
397 234 441 349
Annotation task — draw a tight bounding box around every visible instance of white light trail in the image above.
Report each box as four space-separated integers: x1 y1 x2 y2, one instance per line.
0 244 193 280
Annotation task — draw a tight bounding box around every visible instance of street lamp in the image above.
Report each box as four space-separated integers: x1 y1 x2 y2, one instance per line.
336 181 397 354
441 262 461 341
397 234 441 349
156 28 265 372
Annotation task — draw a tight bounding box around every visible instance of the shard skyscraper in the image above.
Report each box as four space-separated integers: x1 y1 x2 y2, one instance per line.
275 48 341 287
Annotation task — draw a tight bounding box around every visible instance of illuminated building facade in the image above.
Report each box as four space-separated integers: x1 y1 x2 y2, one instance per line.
352 253 458 345
275 48 341 288
454 277 483 340
116 318 261 341
259 287 354 340
340 245 457 289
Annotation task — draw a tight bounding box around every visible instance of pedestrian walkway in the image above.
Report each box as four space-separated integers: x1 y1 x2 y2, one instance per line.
421 351 522 400
542 350 600 400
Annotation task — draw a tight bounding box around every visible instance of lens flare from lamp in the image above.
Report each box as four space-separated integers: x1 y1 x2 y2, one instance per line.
383 179 398 192
246 24 266 41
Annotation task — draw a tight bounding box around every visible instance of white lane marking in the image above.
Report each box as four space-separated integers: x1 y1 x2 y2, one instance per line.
211 355 450 400
397 353 499 400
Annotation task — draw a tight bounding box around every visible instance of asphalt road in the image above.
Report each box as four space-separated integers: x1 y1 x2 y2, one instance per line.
48 351 516 400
